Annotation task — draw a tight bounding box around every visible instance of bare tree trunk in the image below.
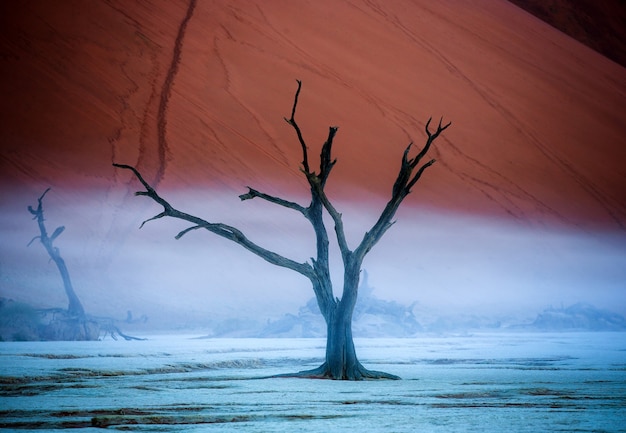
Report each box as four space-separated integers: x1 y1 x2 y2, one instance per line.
325 302 360 379
46 241 84 318
293 264 398 380
325 261 361 378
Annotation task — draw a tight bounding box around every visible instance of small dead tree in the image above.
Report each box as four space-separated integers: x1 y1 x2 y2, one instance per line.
29 188 85 318
114 80 450 379
27 189 145 341
28 188 98 340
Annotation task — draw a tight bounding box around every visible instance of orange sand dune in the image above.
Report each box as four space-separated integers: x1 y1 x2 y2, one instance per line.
1 0 625 231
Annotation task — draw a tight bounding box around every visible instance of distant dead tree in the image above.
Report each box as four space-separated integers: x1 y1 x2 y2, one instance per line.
28 189 144 341
114 80 450 379
28 188 98 340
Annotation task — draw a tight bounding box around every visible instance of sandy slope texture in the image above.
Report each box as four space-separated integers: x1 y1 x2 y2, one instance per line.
1 0 625 233
1 0 626 229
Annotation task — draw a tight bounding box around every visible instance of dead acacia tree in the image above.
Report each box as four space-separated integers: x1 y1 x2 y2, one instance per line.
29 188 85 318
114 80 450 379
27 189 145 341
28 188 98 340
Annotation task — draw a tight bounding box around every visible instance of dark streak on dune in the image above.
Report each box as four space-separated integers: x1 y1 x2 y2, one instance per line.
489 98 626 230
437 138 568 226
154 0 197 186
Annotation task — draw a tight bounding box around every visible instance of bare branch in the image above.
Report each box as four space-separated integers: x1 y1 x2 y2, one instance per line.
319 126 339 185
428 116 452 138
406 158 436 192
139 212 167 229
392 142 414 198
407 117 451 171
355 116 450 261
49 226 65 242
114 163 174 212
239 187 308 215
38 187 52 204
283 83 347 267
175 225 202 239
313 183 350 262
281 81 344 308
113 163 315 279
284 79 310 173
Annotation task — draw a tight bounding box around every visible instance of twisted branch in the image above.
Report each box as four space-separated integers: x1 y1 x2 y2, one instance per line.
239 187 308 215
113 163 314 279
355 116 451 261
284 79 310 173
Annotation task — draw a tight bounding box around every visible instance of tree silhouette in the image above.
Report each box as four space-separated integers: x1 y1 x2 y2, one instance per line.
27 188 98 340
27 188 145 341
28 188 86 319
114 80 450 379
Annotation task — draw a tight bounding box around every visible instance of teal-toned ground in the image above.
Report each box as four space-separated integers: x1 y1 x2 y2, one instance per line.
1 333 624 432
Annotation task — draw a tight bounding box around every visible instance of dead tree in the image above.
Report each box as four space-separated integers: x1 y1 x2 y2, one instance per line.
27 189 145 341
28 188 86 318
114 80 450 379
28 188 99 340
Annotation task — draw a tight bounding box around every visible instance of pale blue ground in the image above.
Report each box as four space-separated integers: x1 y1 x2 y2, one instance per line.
1 333 625 432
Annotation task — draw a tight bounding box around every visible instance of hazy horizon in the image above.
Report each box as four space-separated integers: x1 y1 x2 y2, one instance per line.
2 186 624 332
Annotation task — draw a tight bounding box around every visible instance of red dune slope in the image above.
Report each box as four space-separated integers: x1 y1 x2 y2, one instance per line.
1 0 625 230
